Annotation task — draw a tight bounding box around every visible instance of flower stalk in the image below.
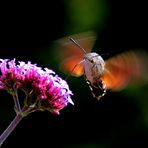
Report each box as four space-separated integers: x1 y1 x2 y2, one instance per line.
0 109 24 146
12 90 21 114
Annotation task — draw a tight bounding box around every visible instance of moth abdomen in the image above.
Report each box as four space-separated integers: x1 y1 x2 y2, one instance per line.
86 79 106 100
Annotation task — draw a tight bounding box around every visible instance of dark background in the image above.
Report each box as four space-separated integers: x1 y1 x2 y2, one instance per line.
0 0 148 147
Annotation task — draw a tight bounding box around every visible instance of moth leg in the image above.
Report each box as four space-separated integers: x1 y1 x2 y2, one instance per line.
90 63 105 90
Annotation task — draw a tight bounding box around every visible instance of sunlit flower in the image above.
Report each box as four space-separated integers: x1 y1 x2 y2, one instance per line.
0 59 73 114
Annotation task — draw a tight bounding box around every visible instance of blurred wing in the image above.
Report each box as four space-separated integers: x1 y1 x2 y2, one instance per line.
60 56 84 77
101 50 148 91
54 31 96 76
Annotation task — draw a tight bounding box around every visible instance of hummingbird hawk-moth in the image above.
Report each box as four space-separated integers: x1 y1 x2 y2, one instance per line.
54 31 148 100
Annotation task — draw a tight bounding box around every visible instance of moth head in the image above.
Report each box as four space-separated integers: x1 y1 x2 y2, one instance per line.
84 52 105 70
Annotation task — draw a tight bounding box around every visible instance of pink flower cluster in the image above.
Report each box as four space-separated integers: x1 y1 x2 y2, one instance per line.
0 59 73 114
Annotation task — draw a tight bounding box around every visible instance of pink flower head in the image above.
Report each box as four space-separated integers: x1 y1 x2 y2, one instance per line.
0 59 73 114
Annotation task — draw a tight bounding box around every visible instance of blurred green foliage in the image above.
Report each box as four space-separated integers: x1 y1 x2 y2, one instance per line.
64 0 109 33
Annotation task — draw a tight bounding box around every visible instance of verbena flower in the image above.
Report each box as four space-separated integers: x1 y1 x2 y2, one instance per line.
0 58 74 146
0 59 73 114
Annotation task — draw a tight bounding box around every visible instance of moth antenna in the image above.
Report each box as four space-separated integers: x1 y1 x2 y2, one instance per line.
69 37 87 54
65 60 84 80
100 53 109 56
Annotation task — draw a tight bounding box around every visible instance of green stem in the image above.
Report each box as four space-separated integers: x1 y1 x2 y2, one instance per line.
0 106 27 147
12 90 21 114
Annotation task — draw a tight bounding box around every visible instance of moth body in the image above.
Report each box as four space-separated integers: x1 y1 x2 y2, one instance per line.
83 52 106 100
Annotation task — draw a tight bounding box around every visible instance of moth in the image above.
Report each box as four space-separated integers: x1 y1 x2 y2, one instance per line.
54 31 148 100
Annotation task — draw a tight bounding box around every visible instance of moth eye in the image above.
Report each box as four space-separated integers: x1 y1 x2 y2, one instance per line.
89 59 94 63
